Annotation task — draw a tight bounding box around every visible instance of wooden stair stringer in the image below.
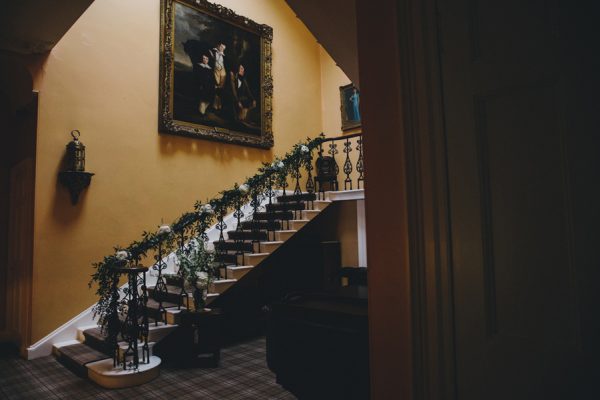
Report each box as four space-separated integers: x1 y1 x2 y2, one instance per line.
207 202 336 343
206 202 332 305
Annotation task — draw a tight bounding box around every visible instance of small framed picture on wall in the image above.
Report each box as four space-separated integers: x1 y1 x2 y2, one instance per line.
340 83 361 132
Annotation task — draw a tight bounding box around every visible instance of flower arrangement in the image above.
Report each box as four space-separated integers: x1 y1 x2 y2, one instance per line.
175 237 214 310
89 135 325 327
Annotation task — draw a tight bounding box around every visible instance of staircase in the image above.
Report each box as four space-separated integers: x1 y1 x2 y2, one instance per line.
51 134 364 388
52 191 334 387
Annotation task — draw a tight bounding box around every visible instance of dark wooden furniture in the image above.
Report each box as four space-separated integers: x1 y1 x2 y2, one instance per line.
179 308 223 366
315 155 339 192
153 308 223 367
266 289 369 399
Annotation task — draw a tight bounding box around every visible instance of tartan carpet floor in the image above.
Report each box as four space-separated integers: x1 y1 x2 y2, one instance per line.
0 337 296 399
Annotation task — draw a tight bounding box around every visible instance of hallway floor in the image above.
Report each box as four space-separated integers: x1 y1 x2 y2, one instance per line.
0 337 295 399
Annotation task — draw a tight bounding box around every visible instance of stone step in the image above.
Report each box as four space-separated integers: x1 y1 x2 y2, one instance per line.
302 209 321 220
276 193 317 203
275 230 297 242
87 356 161 389
226 265 254 280
237 252 269 267
313 200 332 211
208 278 237 294
254 241 283 253
252 211 294 221
290 219 310 231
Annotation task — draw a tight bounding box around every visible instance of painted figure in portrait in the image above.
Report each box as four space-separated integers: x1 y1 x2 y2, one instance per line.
159 0 273 148
340 83 361 131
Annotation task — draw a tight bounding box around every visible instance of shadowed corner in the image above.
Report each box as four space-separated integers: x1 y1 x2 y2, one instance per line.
0 331 19 359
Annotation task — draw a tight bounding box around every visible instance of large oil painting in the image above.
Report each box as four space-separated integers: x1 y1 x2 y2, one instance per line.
159 0 273 148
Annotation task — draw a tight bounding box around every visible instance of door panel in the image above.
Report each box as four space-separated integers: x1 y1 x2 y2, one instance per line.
6 158 34 351
439 0 586 398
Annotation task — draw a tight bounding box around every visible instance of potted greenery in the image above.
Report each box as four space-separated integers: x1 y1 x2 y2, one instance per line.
175 237 214 311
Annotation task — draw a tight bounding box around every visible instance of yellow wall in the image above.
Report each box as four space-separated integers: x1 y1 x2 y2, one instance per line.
27 0 350 343
318 45 358 137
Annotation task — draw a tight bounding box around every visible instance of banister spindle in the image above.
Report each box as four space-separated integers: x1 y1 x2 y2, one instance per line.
233 197 244 265
215 207 227 280
139 266 150 364
343 137 353 190
328 141 340 191
305 148 315 209
108 268 120 367
317 142 325 200
250 190 261 253
177 229 189 310
356 136 364 189
153 240 168 325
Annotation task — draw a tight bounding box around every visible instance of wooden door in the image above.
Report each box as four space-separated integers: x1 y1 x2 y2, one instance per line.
6 157 34 353
438 1 596 398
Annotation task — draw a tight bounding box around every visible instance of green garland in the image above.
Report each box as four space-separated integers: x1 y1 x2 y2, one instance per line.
89 135 325 326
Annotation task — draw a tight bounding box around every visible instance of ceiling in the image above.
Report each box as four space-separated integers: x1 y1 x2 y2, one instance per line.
0 0 94 54
285 0 359 86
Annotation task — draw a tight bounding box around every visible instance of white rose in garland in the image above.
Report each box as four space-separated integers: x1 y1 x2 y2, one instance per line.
300 145 309 153
277 160 284 169
115 250 129 261
158 224 172 235
200 204 214 215
238 183 249 194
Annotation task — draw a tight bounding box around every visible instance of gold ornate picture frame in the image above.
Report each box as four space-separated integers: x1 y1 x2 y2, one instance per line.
159 0 273 148
340 83 361 132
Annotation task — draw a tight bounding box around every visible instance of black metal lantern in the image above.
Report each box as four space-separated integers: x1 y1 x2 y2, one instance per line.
66 130 85 171
59 129 94 205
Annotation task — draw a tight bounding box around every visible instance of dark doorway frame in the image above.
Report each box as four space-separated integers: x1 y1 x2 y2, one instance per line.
356 0 456 399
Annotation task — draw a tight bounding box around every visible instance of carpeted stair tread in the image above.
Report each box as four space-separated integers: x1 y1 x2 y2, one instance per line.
266 202 306 211
82 327 113 356
164 274 183 286
240 220 282 230
252 211 294 221
214 253 239 264
213 240 254 252
145 298 178 310
83 327 105 342
149 284 188 305
227 230 269 241
56 343 111 377
148 284 183 294
276 193 317 202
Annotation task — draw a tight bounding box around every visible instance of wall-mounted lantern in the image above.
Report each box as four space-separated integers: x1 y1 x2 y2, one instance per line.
59 130 94 205
66 129 86 171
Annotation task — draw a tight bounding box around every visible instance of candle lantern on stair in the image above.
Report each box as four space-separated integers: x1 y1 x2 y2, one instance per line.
59 130 94 204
